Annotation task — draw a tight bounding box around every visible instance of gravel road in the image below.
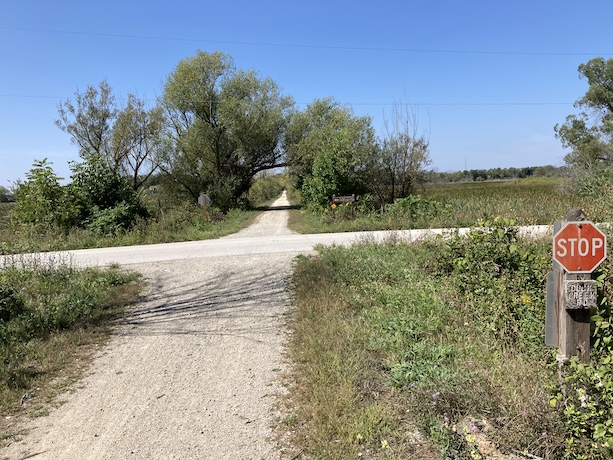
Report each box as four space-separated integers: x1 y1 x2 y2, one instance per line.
3 192 298 460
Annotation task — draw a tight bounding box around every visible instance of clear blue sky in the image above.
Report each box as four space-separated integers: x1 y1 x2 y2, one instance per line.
2 0 612 186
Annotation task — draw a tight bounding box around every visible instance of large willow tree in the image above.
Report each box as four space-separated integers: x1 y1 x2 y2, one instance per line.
160 51 294 210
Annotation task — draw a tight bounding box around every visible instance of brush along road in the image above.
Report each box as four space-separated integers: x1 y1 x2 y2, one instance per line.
1 192 549 459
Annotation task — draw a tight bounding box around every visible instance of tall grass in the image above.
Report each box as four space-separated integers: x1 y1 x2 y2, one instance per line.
0 202 257 255
285 223 567 459
421 178 593 226
288 178 595 234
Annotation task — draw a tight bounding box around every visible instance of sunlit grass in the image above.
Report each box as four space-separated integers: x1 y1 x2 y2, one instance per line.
0 256 141 444
288 178 596 233
284 232 565 458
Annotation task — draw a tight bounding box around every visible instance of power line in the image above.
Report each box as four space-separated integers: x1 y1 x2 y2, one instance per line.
1 25 612 57
0 94 575 106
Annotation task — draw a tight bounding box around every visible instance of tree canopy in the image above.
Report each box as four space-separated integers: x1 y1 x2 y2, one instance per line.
56 80 165 190
47 50 434 216
284 98 377 209
555 57 613 175
159 50 294 210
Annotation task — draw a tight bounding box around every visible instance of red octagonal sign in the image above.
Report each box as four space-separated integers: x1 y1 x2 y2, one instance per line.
553 221 607 273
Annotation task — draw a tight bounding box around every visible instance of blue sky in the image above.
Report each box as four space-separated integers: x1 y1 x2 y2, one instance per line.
1 0 612 186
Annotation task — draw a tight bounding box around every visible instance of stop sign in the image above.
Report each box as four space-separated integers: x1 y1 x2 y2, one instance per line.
553 221 607 273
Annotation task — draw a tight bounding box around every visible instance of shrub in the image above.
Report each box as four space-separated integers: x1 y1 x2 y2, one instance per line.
0 286 25 323
426 217 549 352
12 159 64 227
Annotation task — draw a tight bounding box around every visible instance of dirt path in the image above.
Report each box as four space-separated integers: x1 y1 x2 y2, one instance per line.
2 192 297 460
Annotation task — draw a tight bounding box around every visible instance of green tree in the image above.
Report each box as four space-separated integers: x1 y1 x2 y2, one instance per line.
372 101 431 203
555 58 613 177
56 80 165 190
0 185 13 202
284 98 377 209
160 50 293 211
12 159 64 227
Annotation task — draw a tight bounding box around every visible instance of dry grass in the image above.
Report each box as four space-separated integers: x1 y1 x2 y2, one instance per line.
284 233 565 459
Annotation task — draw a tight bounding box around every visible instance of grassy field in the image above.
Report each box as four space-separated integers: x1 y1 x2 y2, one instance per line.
0 202 258 255
284 223 610 459
283 178 613 459
421 178 593 226
288 178 595 234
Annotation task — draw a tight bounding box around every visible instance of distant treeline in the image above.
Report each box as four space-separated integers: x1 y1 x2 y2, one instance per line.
425 164 565 183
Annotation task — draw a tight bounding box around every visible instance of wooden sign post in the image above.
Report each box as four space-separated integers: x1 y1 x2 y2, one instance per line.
547 209 607 363
331 194 356 218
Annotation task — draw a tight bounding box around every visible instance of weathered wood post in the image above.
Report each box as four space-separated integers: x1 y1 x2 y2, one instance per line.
547 209 607 363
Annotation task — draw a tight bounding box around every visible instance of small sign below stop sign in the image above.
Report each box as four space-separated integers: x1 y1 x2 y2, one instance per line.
553 221 607 273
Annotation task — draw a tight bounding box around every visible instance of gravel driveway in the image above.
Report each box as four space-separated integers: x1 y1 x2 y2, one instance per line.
3 192 298 460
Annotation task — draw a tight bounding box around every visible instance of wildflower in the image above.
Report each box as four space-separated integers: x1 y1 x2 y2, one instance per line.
432 392 440 399
468 422 479 432
440 416 450 429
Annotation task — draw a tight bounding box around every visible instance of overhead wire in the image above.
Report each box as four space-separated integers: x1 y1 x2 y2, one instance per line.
1 25 611 57
0 25 606 106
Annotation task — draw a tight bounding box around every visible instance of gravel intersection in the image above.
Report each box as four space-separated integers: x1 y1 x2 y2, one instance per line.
2 192 297 460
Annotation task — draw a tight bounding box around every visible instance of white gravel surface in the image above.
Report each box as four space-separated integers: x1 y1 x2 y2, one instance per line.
2 192 298 460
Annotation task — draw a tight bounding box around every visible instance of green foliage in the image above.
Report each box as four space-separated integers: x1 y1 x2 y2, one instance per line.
66 154 149 235
574 167 613 223
555 57 613 180
429 217 549 351
287 224 563 459
0 186 13 203
0 258 138 401
385 195 452 223
285 98 376 211
0 285 25 323
247 172 287 206
12 157 149 236
12 159 64 227
160 50 293 211
301 139 359 209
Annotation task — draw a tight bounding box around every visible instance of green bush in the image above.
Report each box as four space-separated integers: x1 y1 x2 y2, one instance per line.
248 173 287 205
0 286 25 323
12 159 64 228
427 217 549 352
12 157 149 234
385 195 451 223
